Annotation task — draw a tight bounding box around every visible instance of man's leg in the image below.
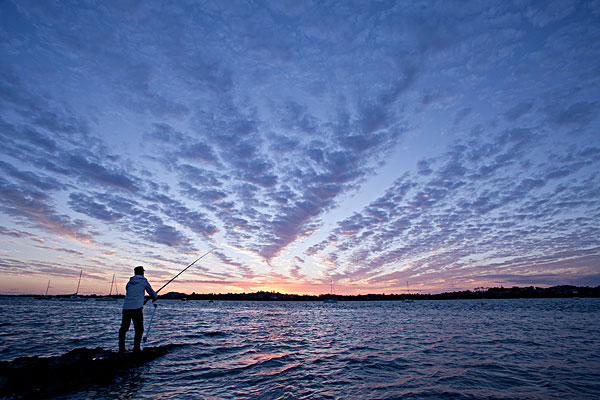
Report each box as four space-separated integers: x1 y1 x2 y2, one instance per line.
118 309 132 352
132 308 144 352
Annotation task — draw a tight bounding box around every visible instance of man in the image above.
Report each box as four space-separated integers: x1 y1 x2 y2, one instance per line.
119 266 158 353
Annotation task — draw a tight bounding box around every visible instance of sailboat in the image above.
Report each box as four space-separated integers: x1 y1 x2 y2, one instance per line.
404 281 413 303
95 273 117 301
35 280 52 300
60 270 86 301
324 281 337 303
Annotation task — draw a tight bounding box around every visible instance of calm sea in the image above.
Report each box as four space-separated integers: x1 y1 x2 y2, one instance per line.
0 297 599 399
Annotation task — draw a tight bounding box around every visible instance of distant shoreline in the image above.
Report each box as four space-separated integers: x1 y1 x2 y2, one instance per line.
2 285 599 300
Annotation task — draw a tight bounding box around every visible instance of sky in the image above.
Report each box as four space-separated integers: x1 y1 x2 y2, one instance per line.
1 0 599 296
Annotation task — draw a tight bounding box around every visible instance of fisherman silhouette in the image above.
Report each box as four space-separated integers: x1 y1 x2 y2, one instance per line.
119 266 158 353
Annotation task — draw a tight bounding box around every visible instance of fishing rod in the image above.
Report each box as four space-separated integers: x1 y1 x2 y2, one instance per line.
141 302 157 350
141 250 213 349
142 303 156 350
144 250 213 304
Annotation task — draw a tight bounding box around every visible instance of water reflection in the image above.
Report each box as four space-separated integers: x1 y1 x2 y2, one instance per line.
1 298 599 399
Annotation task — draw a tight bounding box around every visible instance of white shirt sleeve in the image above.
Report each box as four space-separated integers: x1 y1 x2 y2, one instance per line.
145 280 158 300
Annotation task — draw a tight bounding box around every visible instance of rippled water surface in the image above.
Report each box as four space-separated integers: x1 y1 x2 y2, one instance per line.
1 298 599 399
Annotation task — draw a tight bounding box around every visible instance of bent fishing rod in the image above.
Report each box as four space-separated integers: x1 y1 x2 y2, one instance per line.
144 249 213 304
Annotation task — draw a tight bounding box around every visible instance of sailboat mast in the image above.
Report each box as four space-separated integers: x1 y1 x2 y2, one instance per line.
75 270 82 295
109 274 115 296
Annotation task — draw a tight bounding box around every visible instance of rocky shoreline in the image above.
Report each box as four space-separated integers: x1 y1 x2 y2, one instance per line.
0 344 178 399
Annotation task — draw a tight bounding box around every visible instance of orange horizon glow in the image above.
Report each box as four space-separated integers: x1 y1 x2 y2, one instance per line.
0 272 564 297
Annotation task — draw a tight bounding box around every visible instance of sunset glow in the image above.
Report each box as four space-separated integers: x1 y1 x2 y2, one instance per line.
1 1 599 295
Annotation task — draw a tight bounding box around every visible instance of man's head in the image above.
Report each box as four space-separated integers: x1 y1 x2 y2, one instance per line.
134 266 145 276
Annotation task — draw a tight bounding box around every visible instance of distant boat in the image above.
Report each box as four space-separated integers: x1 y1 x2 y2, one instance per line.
35 280 52 300
324 281 337 303
60 270 86 301
404 281 413 303
96 274 117 301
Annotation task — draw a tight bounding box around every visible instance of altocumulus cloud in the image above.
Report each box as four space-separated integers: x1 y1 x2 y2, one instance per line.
0 0 598 293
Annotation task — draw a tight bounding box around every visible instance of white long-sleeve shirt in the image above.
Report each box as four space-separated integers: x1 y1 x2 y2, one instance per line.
122 274 158 310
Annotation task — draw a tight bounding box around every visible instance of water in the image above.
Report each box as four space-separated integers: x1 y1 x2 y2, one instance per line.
1 298 599 399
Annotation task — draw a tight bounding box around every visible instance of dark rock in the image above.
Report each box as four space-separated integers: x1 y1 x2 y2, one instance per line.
0 344 179 399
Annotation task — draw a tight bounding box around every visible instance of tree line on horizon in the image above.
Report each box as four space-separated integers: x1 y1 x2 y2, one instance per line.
8 284 599 300
162 285 598 300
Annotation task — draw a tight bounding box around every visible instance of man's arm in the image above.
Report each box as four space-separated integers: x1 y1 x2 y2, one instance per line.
145 280 158 301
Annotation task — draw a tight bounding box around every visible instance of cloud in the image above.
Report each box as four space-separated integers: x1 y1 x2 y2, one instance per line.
0 178 93 242
64 154 139 192
68 193 124 222
145 224 189 248
34 109 90 137
211 250 254 279
180 184 228 204
504 100 535 121
144 123 185 144
0 160 66 191
177 142 220 165
308 123 600 287
453 107 472 127
525 0 577 28
34 244 84 256
0 226 45 242
545 101 600 128
0 227 23 238
1 0 599 293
